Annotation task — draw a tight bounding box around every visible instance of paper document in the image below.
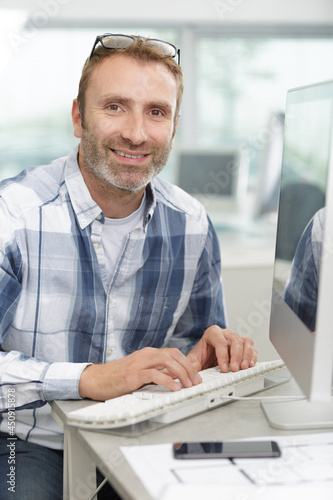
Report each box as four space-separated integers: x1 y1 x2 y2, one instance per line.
121 433 333 500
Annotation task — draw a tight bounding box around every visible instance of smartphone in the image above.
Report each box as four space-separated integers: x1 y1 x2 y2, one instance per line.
173 440 281 459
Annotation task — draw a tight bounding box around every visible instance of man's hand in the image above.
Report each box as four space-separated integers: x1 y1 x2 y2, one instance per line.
187 325 258 373
78 346 202 401
78 326 257 401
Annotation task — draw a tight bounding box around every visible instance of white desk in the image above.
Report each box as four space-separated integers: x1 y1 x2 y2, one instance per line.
50 376 329 500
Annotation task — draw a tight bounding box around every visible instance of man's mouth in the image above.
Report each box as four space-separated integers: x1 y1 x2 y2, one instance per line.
113 149 147 159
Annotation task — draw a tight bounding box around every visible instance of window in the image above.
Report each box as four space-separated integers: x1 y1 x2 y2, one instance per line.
1 20 332 223
196 37 333 171
0 26 180 180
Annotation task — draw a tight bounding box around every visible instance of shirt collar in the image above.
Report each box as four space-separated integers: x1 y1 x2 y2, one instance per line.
64 146 157 230
64 146 103 229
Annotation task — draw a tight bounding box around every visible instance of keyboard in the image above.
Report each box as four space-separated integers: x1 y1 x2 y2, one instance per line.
68 359 285 429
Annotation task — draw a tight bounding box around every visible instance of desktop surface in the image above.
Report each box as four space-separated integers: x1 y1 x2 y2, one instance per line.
50 375 329 500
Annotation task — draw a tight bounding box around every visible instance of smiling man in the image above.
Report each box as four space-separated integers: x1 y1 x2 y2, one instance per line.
0 34 257 499
73 51 179 217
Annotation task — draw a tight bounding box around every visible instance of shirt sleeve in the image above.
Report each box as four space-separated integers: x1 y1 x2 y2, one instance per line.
0 351 90 411
166 216 226 354
0 200 90 411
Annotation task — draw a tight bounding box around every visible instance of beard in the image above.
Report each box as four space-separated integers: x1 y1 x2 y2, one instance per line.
80 128 173 193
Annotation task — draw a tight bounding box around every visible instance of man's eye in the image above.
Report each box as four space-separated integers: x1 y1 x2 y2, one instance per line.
150 109 163 117
108 105 121 112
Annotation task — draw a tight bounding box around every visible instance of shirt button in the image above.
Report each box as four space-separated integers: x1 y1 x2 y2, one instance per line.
93 242 100 250
106 348 113 356
109 295 113 303
96 214 102 221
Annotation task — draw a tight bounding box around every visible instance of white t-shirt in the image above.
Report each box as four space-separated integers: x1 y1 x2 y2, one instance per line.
102 192 146 361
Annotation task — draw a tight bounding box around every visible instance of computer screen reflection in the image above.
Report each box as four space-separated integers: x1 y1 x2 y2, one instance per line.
273 94 330 330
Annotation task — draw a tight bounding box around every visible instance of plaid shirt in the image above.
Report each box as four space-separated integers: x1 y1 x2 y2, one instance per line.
284 208 324 332
0 147 225 448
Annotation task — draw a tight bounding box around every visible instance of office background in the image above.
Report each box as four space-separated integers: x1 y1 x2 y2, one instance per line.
1 0 333 359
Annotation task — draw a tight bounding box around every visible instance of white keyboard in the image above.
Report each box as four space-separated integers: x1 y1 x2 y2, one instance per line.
68 360 285 429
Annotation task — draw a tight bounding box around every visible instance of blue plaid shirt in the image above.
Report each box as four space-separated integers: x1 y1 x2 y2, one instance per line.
0 147 225 448
284 208 324 332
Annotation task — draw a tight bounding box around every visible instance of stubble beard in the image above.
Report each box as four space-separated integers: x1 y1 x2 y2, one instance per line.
80 128 172 193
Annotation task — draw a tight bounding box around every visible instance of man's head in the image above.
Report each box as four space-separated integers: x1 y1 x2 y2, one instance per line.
72 34 183 196
77 34 183 131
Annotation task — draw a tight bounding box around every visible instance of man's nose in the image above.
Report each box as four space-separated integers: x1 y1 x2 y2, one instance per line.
121 112 148 145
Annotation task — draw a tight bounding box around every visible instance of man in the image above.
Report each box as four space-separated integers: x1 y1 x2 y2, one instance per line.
0 34 257 499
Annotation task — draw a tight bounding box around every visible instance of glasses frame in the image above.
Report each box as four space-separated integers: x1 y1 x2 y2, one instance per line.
88 33 181 65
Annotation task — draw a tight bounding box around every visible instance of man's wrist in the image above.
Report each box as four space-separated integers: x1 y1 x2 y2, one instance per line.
78 364 96 399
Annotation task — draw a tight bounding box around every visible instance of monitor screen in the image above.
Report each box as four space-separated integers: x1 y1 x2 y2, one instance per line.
262 80 333 430
178 150 237 197
176 149 249 221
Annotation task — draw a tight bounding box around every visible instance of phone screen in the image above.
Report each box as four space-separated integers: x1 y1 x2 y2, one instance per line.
173 440 281 459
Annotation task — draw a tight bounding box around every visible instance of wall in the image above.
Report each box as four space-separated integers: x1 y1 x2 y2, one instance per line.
1 0 333 26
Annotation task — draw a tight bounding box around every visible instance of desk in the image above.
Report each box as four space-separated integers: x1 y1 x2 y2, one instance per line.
50 376 325 500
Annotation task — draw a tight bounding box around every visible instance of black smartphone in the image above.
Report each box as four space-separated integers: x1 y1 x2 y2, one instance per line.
173 440 281 459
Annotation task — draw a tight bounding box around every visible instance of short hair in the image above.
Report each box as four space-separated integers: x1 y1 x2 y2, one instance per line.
77 37 184 128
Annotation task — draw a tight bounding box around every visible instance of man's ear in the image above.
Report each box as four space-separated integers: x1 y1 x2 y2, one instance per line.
171 113 181 149
72 99 83 139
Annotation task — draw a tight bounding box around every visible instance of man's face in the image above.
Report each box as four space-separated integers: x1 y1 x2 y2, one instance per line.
73 54 179 192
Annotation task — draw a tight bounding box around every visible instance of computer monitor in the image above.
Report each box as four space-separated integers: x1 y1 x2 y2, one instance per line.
261 80 333 430
176 148 249 227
